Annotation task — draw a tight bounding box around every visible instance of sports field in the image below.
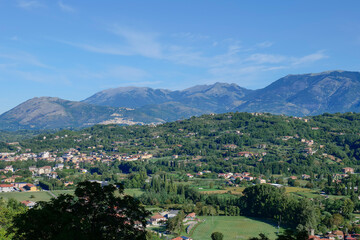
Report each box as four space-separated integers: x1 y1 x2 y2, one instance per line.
190 216 283 240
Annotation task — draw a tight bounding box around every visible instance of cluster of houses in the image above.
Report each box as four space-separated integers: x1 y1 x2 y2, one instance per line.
0 148 153 165
0 182 37 192
148 210 197 226
238 151 267 158
217 172 266 184
0 148 154 179
309 230 360 240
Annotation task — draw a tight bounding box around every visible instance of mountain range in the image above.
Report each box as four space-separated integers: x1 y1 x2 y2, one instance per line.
1 70 360 130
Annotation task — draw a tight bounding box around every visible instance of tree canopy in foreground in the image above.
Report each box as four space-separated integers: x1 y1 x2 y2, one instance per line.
8 181 150 240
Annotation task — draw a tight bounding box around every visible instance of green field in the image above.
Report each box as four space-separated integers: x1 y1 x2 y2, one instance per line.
124 188 144 197
189 216 284 240
52 190 75 196
0 191 53 202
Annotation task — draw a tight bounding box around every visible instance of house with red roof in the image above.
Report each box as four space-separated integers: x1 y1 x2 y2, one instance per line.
0 184 14 192
171 237 192 240
149 213 167 226
185 212 196 221
21 200 36 208
333 230 344 240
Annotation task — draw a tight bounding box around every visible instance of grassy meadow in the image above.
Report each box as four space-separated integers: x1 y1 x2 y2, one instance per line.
189 216 284 240
0 191 53 202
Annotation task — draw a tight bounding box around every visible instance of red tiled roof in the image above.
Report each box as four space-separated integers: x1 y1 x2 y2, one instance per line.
0 184 13 187
333 230 344 235
151 214 165 220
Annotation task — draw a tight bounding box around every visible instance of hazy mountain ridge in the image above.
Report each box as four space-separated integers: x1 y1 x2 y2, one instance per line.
0 97 124 130
1 70 360 130
237 70 360 115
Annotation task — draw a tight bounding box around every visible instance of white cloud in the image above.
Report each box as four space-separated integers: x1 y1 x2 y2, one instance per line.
246 53 286 64
109 26 163 58
256 41 273 48
172 32 210 41
60 40 133 55
17 0 43 9
58 26 329 87
292 51 328 65
58 1 75 12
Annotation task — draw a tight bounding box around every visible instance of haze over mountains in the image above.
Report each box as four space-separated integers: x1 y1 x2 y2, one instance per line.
1 70 360 130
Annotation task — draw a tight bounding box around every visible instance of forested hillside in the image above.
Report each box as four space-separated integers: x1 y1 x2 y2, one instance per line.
3 112 360 176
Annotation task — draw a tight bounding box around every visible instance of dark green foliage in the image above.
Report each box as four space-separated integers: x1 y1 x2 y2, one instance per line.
249 233 270 240
8 181 150 240
166 210 185 234
276 229 309 240
211 231 224 240
240 185 319 230
0 198 26 239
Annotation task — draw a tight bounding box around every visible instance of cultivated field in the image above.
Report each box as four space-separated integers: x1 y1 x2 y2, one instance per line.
189 216 283 240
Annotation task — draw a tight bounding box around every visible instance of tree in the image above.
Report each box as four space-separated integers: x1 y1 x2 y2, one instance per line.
276 229 308 240
9 181 150 240
342 198 354 218
167 211 185 234
249 233 270 240
211 232 224 240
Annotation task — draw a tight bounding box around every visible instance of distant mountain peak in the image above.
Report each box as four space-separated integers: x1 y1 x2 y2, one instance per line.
2 70 360 130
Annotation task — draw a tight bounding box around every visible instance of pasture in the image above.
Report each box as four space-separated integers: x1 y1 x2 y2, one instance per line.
189 216 284 240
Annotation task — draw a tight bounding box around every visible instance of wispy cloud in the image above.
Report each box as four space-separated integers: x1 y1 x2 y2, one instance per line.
17 0 43 9
58 1 75 12
61 26 162 58
246 53 286 64
256 41 274 48
78 65 149 81
0 51 49 68
58 26 329 87
172 32 210 41
59 40 133 55
13 70 71 85
292 51 328 65
109 25 163 58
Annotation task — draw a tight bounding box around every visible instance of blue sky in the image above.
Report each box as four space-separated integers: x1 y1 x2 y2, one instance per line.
0 0 360 114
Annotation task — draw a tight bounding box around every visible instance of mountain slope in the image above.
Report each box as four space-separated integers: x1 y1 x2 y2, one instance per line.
236 70 360 115
84 83 251 113
2 70 360 130
173 82 251 112
83 87 172 108
0 97 123 130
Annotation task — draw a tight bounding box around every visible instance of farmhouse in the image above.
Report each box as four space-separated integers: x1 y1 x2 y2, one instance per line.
23 183 37 192
185 212 196 220
21 200 36 208
0 184 14 192
149 214 166 226
343 167 354 174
